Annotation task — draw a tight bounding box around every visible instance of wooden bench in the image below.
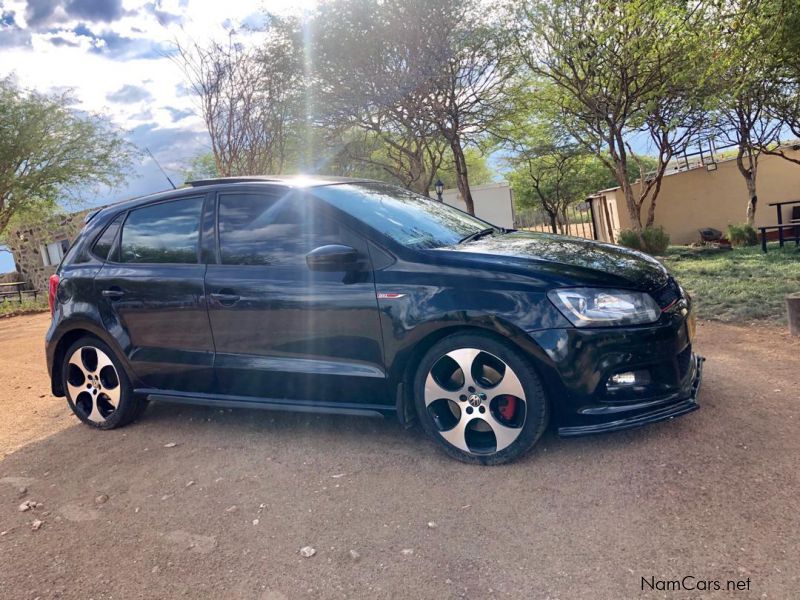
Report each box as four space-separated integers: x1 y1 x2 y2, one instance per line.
759 224 800 252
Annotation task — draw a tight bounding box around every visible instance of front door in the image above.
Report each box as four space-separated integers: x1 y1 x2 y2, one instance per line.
204 189 387 408
94 195 215 393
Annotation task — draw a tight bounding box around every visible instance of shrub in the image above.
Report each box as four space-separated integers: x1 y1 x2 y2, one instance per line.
617 226 671 255
726 223 758 248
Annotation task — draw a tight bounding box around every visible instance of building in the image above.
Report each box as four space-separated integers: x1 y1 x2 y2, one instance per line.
3 209 92 292
440 182 515 229
589 146 800 245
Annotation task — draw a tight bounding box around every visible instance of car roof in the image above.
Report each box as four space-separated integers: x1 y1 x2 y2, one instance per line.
90 176 379 223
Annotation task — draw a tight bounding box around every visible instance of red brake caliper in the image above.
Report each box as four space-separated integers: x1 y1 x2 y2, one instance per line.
498 395 517 421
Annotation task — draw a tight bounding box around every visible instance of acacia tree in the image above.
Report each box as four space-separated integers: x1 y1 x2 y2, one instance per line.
513 0 712 238
507 119 630 233
754 0 800 167
173 17 303 177
312 0 448 195
420 0 519 214
0 77 133 236
710 0 786 225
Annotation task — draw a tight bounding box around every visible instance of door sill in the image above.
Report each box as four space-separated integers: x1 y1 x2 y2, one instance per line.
138 389 392 418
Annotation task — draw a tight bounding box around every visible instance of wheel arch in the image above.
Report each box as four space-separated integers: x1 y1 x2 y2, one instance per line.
49 322 136 397
391 319 557 427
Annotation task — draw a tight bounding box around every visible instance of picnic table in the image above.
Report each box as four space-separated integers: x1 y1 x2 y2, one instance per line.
760 200 800 252
0 281 37 303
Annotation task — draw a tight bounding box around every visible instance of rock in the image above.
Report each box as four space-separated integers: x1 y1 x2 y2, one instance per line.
31 520 43 531
18 487 27 497
348 549 361 562
252 519 259 526
95 494 109 505
427 521 437 529
225 505 238 513
401 549 414 556
164 442 177 448
18 500 33 512
134 507 140 514
185 481 195 488
300 546 316 558
151 566 161 575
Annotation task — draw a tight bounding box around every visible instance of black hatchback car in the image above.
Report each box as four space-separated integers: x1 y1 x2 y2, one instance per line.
46 176 702 464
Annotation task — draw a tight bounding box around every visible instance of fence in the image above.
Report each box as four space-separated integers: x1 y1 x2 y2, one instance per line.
514 203 595 240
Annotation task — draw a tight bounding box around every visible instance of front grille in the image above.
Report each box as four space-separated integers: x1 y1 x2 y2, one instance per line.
652 277 682 309
676 344 692 380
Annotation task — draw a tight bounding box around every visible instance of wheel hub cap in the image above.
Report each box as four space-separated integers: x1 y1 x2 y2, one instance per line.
65 346 121 424
424 348 527 455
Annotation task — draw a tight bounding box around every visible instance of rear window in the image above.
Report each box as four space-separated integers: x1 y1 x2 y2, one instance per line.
91 213 125 260
119 198 203 264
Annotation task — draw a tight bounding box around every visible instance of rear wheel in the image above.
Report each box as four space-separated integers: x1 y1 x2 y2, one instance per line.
413 332 548 465
62 337 146 429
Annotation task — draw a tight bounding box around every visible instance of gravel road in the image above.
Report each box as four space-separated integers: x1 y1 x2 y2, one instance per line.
0 313 798 599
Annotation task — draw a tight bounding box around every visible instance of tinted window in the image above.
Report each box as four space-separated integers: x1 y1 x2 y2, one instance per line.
120 198 203 264
314 183 492 249
92 214 124 260
219 192 349 266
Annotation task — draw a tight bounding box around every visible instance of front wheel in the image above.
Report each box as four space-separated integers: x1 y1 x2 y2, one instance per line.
413 332 548 465
62 337 146 429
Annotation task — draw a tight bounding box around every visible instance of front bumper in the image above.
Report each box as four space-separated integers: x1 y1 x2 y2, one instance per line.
523 303 703 437
558 354 703 436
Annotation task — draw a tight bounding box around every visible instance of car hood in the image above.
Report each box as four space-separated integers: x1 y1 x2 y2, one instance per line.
434 231 670 291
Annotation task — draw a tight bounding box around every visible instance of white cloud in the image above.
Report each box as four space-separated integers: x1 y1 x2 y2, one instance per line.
0 0 315 205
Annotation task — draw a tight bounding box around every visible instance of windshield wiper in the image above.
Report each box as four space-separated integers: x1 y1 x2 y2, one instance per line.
458 227 496 244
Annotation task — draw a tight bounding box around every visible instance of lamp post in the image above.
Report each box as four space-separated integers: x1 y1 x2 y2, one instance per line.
435 179 444 202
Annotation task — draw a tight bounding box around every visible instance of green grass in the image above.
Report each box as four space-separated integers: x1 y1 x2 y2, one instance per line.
661 244 800 324
0 296 49 317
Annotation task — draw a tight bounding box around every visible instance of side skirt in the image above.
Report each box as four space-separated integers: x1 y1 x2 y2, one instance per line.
138 389 394 418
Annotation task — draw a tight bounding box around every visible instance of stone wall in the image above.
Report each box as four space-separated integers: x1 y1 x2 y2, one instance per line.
5 209 93 292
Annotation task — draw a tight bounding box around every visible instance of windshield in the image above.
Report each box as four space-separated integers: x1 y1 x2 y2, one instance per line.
314 182 494 249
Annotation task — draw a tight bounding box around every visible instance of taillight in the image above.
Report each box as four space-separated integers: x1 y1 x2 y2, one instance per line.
48 274 60 316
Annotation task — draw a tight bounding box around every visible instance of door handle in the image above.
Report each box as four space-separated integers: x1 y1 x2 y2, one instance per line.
102 287 125 300
210 292 240 306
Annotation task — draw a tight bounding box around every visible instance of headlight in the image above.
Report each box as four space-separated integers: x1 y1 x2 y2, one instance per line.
547 288 661 327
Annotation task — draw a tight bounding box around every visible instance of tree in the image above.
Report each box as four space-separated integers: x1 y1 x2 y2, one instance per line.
753 0 800 167
711 0 786 225
313 0 515 211
513 0 712 239
173 16 304 177
420 0 519 214
436 147 494 191
507 121 620 233
312 0 447 195
0 77 133 235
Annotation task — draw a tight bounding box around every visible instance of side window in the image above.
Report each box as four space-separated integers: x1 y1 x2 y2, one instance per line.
218 192 353 266
120 197 203 264
218 193 282 265
91 213 125 260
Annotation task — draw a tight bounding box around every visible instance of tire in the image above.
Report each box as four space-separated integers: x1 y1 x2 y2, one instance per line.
413 331 548 465
61 336 146 429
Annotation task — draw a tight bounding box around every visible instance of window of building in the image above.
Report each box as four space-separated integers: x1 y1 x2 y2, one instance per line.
40 239 69 267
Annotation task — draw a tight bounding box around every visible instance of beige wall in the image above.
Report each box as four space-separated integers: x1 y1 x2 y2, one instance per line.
441 182 515 229
598 148 800 244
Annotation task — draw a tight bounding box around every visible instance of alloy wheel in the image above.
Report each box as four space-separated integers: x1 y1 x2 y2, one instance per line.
66 346 121 424
424 348 527 455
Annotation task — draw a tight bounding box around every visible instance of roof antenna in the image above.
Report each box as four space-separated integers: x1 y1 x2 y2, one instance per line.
145 147 177 190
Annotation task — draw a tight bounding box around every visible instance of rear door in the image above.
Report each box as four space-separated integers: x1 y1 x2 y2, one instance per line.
204 188 387 407
94 195 215 393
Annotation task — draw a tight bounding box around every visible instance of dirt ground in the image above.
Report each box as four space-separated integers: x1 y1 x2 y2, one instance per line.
0 313 798 600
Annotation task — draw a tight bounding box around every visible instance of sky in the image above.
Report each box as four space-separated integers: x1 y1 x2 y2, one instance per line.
0 0 315 273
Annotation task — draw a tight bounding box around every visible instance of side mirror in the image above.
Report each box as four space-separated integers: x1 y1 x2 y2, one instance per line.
306 244 359 272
